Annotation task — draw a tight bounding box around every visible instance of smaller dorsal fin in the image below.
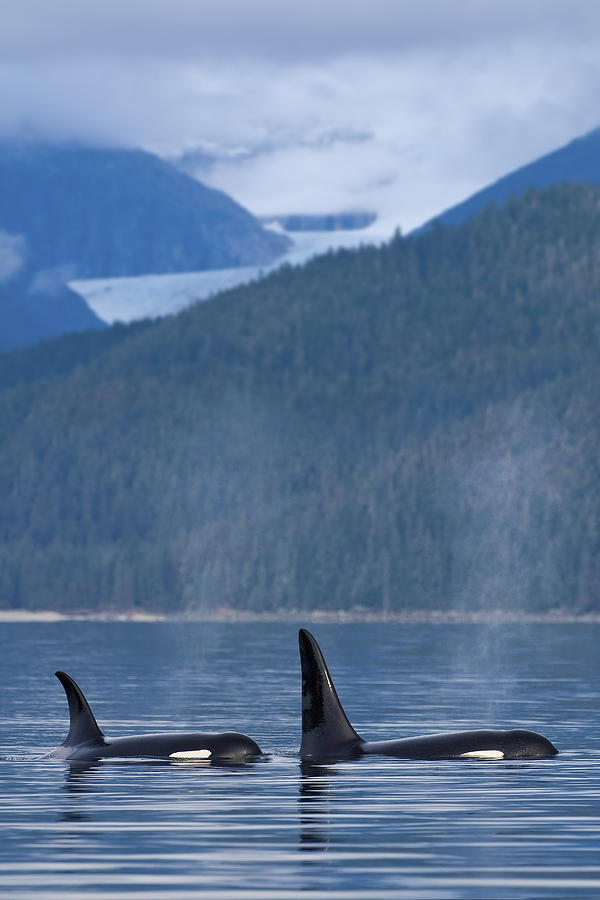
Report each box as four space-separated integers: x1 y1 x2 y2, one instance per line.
299 629 362 760
55 671 105 748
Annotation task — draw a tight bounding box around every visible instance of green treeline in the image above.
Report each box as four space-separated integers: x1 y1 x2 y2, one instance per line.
2 184 600 614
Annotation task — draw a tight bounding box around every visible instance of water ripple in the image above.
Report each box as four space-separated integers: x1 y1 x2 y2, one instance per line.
0 621 599 898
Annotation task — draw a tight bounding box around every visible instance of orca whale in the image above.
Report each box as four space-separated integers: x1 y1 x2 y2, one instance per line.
44 671 262 763
298 629 558 762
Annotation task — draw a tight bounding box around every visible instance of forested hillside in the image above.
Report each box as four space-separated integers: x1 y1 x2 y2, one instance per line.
2 184 600 614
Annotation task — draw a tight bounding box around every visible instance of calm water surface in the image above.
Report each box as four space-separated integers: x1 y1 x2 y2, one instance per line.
0 622 598 899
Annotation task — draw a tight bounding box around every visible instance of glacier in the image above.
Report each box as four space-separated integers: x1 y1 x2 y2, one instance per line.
70 225 392 325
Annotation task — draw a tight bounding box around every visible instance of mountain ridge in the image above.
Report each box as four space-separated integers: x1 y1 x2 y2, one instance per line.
0 140 290 349
423 127 600 229
0 141 290 279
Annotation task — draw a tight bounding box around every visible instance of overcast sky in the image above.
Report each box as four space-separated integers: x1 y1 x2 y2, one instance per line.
2 1 600 231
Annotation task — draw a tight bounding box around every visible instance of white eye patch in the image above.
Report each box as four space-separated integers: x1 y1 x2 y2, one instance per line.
169 749 212 759
458 750 504 760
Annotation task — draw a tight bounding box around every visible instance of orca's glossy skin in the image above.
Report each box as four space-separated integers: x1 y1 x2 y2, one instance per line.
298 629 558 762
44 671 261 763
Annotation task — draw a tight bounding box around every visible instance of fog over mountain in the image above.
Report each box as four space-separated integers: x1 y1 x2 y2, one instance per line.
0 238 105 351
1 2 600 230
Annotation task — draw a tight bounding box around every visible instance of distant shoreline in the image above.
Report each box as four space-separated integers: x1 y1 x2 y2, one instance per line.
1 607 599 624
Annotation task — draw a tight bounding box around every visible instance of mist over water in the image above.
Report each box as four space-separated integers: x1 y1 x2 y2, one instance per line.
1 621 598 898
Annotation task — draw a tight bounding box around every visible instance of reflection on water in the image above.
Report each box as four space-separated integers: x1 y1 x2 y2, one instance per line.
298 763 337 853
0 622 599 898
61 763 98 823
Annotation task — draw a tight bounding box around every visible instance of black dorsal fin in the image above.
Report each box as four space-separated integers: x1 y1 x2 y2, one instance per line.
299 629 362 760
55 671 105 747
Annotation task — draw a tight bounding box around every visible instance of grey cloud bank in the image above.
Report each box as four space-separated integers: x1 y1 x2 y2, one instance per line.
2 1 599 60
1 1 600 230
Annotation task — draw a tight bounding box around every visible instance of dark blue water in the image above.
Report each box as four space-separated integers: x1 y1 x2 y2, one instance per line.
0 622 598 899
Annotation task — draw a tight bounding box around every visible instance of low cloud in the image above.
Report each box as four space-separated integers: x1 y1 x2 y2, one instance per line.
175 46 600 228
2 1 600 62
0 232 26 284
29 263 77 296
1 3 600 227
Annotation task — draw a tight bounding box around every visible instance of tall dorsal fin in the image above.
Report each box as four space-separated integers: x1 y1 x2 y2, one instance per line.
55 671 105 748
299 629 362 760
